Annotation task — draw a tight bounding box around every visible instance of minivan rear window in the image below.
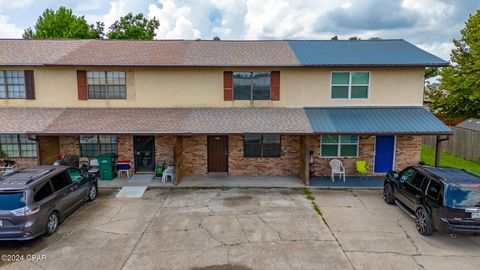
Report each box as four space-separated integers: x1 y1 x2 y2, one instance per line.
446 185 480 208
0 192 26 210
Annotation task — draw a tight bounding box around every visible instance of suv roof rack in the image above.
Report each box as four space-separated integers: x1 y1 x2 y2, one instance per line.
0 167 57 185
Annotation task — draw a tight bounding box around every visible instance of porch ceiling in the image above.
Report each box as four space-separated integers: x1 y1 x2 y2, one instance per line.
0 107 313 135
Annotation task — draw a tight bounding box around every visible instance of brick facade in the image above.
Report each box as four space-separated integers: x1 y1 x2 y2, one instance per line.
117 134 134 174
228 135 300 176
310 135 375 176
155 136 175 165
11 158 38 168
395 135 421 171
183 136 208 175
59 136 80 156
309 135 421 176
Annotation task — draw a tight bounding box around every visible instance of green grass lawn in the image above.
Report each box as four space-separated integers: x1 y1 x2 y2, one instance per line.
421 145 480 175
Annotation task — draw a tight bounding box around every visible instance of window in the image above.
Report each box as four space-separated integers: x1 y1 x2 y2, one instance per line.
67 168 84 183
80 135 117 158
400 168 415 182
0 192 25 210
0 135 37 157
33 182 53 202
233 72 271 100
331 72 369 99
0 70 26 99
408 172 425 189
426 180 443 201
244 134 281 157
320 135 358 157
87 71 126 99
50 172 72 191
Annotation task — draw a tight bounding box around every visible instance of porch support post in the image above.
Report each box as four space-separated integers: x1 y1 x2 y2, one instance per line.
174 136 184 185
434 135 450 167
298 135 310 186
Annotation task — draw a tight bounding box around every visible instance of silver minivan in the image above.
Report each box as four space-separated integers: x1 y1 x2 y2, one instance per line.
0 166 97 240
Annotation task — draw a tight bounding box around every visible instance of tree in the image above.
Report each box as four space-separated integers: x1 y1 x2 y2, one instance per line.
349 36 360 40
107 13 159 40
425 67 439 80
213 36 221 41
23 6 103 39
430 10 480 119
330 35 338 40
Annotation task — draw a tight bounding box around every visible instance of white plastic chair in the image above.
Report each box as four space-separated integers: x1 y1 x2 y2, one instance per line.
330 159 345 182
88 159 99 176
162 166 175 184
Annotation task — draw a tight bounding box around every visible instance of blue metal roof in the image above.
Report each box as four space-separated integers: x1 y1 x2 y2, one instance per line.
288 40 448 66
304 107 452 134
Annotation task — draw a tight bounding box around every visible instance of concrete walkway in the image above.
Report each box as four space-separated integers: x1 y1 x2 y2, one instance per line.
310 176 384 189
178 175 305 188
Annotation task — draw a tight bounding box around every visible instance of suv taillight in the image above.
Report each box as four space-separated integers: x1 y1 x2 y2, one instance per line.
11 206 40 216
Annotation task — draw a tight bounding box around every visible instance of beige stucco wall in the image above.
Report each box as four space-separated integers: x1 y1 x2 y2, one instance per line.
0 66 424 108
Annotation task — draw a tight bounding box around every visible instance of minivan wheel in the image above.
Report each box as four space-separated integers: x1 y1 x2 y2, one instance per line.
415 208 433 236
46 212 59 235
383 184 395 204
88 184 97 202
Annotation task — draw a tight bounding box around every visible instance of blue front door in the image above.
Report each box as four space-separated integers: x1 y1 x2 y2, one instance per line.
374 136 395 173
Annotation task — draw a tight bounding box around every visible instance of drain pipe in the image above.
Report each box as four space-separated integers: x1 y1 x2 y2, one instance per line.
435 135 450 167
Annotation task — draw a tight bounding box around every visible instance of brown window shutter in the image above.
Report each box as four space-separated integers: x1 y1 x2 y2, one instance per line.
271 71 280 101
224 71 233 101
24 70 35 99
77 70 88 100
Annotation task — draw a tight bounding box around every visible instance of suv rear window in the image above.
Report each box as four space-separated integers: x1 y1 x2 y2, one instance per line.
0 192 26 210
446 185 480 208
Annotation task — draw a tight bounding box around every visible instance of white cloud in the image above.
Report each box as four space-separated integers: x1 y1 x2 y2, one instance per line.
103 0 127 27
0 15 23 38
0 0 33 9
417 42 453 61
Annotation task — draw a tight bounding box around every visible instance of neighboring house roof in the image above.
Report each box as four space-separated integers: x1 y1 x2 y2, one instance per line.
288 40 448 67
0 39 447 67
0 108 312 135
456 118 480 132
304 106 452 135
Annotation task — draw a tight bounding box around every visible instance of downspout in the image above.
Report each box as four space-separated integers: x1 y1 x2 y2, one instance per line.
435 135 450 167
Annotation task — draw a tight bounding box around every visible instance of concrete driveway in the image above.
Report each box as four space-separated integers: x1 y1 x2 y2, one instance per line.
312 189 480 270
0 188 479 270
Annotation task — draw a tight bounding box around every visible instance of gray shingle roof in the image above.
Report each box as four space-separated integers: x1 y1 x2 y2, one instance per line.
304 106 452 134
0 108 312 134
0 39 447 67
288 40 448 66
456 118 480 132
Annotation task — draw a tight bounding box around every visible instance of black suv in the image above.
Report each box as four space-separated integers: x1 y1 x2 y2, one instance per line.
0 166 97 240
384 166 480 236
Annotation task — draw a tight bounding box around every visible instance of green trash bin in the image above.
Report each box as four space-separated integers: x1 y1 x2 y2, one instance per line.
97 153 117 181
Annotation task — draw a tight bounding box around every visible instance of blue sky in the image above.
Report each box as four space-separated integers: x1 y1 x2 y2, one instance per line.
0 0 479 60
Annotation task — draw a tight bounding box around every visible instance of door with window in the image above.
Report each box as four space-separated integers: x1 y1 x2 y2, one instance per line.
207 136 228 173
374 136 395 173
134 136 155 172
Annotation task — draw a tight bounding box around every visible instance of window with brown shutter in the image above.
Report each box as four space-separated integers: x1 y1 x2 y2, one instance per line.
224 71 233 101
24 70 35 100
271 71 280 101
77 70 88 100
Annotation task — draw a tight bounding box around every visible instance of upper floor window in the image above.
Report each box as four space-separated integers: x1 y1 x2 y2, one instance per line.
244 134 281 158
233 72 271 100
331 72 369 99
80 135 117 158
87 71 126 99
0 71 26 99
0 134 37 157
321 135 358 157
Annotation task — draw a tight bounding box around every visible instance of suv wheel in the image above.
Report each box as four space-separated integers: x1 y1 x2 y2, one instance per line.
88 184 97 202
415 208 433 236
383 184 395 204
46 212 59 235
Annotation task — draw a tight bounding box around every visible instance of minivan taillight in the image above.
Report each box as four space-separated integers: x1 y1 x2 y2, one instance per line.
11 206 40 216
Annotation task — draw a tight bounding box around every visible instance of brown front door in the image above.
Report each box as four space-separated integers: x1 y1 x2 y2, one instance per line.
38 136 60 165
207 135 228 172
